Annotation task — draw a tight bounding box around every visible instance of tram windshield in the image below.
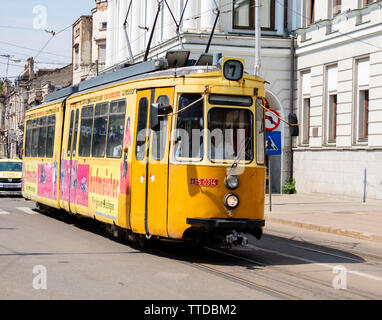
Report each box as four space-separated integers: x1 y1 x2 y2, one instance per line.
208 108 253 162
0 162 22 172
174 94 255 163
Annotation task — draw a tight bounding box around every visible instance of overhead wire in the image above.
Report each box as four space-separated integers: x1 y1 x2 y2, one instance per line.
0 40 72 59
106 0 235 63
9 24 73 81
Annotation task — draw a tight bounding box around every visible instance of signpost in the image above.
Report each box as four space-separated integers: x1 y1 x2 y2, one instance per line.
265 107 281 131
265 103 282 212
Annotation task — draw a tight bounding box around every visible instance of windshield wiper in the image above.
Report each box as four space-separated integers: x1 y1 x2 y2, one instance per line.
228 136 252 174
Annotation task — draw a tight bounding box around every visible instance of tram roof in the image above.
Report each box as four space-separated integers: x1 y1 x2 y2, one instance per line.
31 52 262 112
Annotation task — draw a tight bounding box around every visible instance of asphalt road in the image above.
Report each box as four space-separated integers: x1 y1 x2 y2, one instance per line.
1 196 382 300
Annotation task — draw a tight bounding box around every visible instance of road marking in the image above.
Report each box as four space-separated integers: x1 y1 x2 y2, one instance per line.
17 207 39 215
0 209 10 215
248 244 382 283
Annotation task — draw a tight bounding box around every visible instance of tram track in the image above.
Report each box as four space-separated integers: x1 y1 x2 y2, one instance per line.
148 245 300 300
204 246 381 300
31 206 382 300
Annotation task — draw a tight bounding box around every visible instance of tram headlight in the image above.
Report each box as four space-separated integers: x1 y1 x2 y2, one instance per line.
224 193 239 210
225 175 239 190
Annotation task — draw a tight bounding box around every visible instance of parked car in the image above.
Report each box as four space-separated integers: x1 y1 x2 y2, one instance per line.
0 159 22 196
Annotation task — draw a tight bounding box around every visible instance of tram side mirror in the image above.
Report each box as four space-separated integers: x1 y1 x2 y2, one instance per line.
150 103 173 131
288 113 299 136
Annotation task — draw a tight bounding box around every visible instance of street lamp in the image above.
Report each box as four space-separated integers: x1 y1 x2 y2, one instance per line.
1 54 21 158
0 54 21 80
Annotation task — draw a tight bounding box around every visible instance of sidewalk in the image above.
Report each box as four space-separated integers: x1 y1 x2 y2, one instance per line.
264 194 382 242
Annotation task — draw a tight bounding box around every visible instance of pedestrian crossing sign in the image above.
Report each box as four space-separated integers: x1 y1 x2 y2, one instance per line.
266 131 282 155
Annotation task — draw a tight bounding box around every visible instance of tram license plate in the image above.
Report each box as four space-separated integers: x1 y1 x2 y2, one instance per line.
191 178 218 187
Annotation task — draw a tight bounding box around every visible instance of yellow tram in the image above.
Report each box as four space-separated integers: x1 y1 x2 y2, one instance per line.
22 52 266 247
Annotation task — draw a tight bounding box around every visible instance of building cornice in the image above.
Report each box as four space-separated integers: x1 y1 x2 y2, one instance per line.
295 22 382 56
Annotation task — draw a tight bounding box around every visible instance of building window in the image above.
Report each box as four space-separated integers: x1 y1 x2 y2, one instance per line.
74 45 79 70
301 72 311 144
358 90 369 140
100 22 107 31
232 0 275 30
303 98 311 144
326 65 338 143
328 95 337 142
330 0 342 18
360 0 378 8
355 58 370 142
304 0 315 26
98 43 106 67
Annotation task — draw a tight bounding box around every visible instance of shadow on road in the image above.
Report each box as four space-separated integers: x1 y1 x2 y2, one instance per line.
34 208 366 268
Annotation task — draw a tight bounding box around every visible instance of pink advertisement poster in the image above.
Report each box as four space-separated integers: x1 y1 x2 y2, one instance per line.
69 160 78 204
38 163 54 199
120 162 130 195
76 164 89 207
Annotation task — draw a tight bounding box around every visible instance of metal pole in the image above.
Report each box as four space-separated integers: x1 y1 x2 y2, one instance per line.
4 55 10 159
254 0 261 76
363 168 367 203
5 55 10 80
269 156 272 212
289 35 295 180
144 1 162 62
123 0 135 64
205 8 220 54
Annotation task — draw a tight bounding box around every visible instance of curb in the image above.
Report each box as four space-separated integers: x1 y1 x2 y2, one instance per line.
265 215 382 242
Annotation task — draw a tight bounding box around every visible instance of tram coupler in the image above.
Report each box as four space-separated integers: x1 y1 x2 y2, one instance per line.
222 231 248 249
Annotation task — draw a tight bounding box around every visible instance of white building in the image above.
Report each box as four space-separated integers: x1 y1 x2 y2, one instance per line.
294 0 382 199
72 0 108 85
92 0 108 73
105 0 304 193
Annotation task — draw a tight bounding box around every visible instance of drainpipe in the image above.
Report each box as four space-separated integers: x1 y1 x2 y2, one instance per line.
254 0 261 76
289 34 295 180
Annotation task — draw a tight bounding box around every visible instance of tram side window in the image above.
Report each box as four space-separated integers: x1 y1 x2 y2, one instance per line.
45 115 56 158
38 117 47 157
67 110 74 157
175 94 204 160
78 105 94 157
152 95 169 161
256 99 265 164
135 98 149 161
106 99 126 158
25 120 32 157
72 110 79 156
31 119 39 157
92 102 109 158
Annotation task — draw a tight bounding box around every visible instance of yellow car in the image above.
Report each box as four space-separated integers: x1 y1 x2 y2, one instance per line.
0 159 23 196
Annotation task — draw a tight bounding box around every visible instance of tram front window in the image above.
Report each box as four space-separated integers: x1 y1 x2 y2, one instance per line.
208 108 253 162
175 94 204 161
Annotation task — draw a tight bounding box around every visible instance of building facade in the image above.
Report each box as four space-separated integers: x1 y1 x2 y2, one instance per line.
72 1 108 85
294 0 382 199
2 58 72 159
72 15 93 85
105 0 303 193
92 0 108 74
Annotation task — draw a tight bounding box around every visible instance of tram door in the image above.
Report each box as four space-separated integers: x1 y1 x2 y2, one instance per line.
63 104 80 214
130 88 174 237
